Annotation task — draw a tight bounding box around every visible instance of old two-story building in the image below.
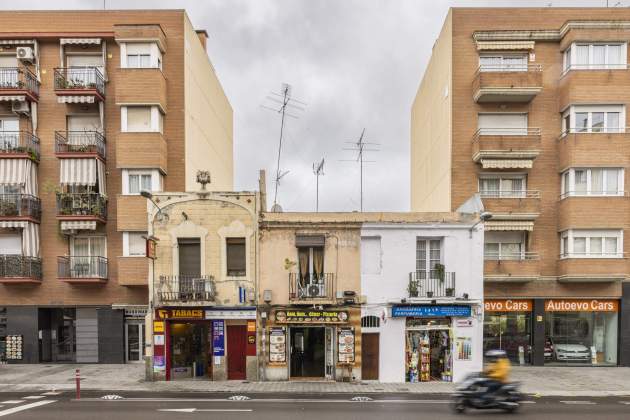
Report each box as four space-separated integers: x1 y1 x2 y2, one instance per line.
147 175 261 381
359 213 484 383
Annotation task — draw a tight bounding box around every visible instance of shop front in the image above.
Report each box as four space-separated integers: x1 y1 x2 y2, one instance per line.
152 307 257 381
391 304 482 383
483 299 532 365
265 308 359 381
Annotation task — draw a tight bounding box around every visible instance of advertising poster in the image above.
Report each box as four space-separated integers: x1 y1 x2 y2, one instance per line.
456 337 472 361
269 327 286 362
338 328 355 363
212 320 225 356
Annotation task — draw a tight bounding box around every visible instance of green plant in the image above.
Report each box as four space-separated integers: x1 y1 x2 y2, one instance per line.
0 200 18 216
434 263 446 283
445 287 454 297
407 279 419 297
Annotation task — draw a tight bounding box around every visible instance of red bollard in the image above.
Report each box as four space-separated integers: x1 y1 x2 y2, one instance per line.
75 368 80 400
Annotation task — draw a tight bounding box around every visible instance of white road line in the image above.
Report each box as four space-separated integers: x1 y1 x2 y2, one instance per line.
560 401 596 405
619 401 630 405
159 408 253 413
0 400 56 417
23 396 46 400
41 392 62 396
77 397 453 404
0 401 24 404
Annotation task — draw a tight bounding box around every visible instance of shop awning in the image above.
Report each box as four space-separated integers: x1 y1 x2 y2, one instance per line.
57 96 96 104
480 159 533 169
0 159 29 185
60 221 97 231
0 221 27 228
60 158 96 186
60 38 101 45
295 235 325 247
485 221 534 231
0 95 26 102
0 39 34 45
476 40 535 50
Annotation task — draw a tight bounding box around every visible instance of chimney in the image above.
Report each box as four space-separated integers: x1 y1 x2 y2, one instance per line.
195 29 208 51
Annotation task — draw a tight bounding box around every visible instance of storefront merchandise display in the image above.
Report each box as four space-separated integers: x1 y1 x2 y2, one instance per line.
406 319 452 382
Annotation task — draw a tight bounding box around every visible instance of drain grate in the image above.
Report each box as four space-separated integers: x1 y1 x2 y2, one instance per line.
228 395 251 401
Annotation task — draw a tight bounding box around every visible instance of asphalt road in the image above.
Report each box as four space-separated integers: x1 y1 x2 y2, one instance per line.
1 391 629 419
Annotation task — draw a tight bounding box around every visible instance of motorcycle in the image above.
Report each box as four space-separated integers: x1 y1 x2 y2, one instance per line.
452 372 523 414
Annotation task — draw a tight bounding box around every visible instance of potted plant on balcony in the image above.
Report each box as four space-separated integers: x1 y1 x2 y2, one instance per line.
445 287 455 297
407 278 419 298
434 263 446 283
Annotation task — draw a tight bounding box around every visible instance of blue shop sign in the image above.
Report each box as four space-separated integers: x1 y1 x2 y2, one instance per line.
212 320 225 356
391 305 471 318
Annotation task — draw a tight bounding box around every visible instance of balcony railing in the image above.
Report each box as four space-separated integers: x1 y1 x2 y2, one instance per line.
408 270 456 298
54 67 105 97
0 194 41 220
0 67 39 97
58 256 108 279
289 272 336 301
479 190 541 199
156 275 216 302
55 131 106 159
477 64 542 73
0 255 42 279
473 127 542 139
56 192 107 219
0 131 40 160
484 252 540 261
559 127 628 139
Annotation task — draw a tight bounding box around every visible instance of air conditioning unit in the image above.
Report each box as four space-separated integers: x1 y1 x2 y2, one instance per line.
11 101 30 115
307 284 321 298
16 47 34 63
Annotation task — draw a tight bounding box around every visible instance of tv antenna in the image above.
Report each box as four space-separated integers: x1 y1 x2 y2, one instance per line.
260 83 306 208
313 158 325 212
341 128 379 212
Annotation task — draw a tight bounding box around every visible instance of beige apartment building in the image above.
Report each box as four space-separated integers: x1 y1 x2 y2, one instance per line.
411 8 629 367
0 10 233 364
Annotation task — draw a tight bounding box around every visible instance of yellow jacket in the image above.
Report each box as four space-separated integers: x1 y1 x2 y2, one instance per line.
484 358 511 383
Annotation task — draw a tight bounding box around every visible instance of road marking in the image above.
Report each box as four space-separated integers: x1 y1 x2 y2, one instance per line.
78 397 454 404
560 401 596 405
41 392 61 396
158 408 253 413
23 396 46 400
0 400 56 417
619 401 630 405
0 401 24 404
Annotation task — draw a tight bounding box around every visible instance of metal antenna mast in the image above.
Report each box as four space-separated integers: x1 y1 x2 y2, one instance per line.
313 158 325 212
341 128 380 211
260 83 306 209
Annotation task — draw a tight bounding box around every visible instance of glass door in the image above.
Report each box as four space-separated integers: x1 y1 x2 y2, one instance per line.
125 322 145 363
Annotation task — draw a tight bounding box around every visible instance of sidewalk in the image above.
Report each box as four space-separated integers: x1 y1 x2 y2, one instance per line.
1 364 629 396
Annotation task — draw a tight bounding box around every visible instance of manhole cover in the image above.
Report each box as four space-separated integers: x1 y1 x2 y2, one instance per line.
101 395 124 400
228 395 251 401
351 396 373 402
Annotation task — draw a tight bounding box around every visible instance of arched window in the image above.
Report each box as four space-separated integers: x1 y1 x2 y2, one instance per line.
361 315 380 328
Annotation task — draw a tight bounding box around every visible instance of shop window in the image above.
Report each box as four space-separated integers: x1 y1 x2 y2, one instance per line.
226 237 246 277
483 310 532 365
361 316 380 328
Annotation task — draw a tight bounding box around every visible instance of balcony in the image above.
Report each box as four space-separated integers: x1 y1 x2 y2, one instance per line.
116 132 167 173
407 270 456 299
558 130 630 170
0 131 40 162
472 128 541 168
156 275 216 304
56 192 107 222
0 67 39 101
55 131 106 160
484 253 540 283
289 272 336 303
472 64 542 103
53 67 105 101
480 190 541 215
0 255 42 284
0 194 41 222
58 256 108 283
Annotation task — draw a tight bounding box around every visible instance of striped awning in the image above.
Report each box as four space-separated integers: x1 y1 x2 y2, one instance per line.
0 221 27 228
60 221 97 231
480 159 533 169
476 41 535 51
0 159 29 185
485 221 534 231
0 95 26 102
57 96 95 104
0 221 39 257
0 39 34 45
60 158 96 186
60 38 101 45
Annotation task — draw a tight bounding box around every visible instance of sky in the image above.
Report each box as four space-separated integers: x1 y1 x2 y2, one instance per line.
0 0 626 211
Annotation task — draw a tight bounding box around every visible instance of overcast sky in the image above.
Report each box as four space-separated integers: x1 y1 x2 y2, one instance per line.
1 0 625 211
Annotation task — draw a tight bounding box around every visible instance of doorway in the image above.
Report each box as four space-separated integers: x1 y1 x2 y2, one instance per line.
169 322 210 379
125 322 145 363
290 327 326 378
406 320 452 382
361 333 379 380
227 325 247 380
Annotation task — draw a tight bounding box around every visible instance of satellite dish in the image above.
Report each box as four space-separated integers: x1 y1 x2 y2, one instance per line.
271 203 283 213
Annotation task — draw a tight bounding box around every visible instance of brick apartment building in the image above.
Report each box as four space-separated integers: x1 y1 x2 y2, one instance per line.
0 10 233 363
411 8 629 367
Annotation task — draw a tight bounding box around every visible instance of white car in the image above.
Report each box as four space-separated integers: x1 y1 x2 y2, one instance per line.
553 341 590 362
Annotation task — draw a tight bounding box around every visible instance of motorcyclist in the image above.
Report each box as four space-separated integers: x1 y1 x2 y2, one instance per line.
482 349 511 402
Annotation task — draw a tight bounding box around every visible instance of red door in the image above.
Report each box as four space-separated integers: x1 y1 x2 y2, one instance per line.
227 325 247 380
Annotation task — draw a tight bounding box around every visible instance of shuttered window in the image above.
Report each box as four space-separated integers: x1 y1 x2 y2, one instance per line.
226 238 246 277
178 238 200 277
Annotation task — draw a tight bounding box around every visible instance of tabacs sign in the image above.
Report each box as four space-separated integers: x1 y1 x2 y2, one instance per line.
155 308 204 319
274 310 349 324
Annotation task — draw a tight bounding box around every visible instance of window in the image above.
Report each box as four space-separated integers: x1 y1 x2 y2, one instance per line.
122 169 162 195
479 175 526 198
178 238 201 277
484 231 526 260
560 230 622 258
561 105 624 134
121 106 163 133
561 168 624 197
361 316 380 328
121 42 162 69
479 54 527 72
563 43 627 72
361 236 381 275
0 184 19 195
71 236 106 257
477 113 528 135
416 238 441 272
123 232 147 257
0 232 21 255
226 238 246 277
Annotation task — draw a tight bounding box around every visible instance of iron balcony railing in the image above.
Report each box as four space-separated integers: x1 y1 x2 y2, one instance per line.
289 272 336 300
54 67 105 96
0 131 40 160
477 63 542 73
473 127 542 140
479 190 541 199
408 270 456 298
0 194 41 220
484 252 540 261
0 255 42 279
58 256 108 279
56 192 107 219
0 67 39 96
156 275 216 302
55 131 106 158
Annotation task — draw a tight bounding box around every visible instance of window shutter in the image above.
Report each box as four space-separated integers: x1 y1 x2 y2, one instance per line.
226 238 246 276
295 235 325 247
178 238 201 277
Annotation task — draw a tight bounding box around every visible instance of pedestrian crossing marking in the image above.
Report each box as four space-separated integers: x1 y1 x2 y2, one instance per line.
24 396 46 400
0 401 24 404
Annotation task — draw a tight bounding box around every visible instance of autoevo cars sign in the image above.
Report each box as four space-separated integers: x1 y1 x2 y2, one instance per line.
485 299 532 312
545 299 618 312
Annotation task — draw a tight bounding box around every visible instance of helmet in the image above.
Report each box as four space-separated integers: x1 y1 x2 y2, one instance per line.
485 349 507 360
